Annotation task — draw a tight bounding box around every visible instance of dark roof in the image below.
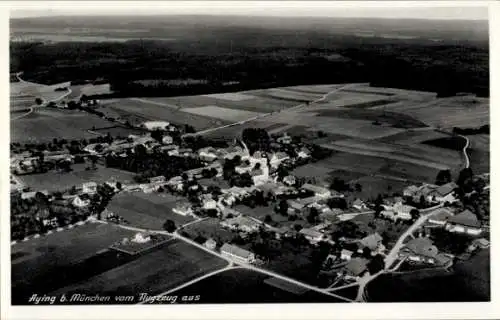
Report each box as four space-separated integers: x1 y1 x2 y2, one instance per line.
405 237 438 258
345 258 369 276
448 209 481 228
435 182 458 196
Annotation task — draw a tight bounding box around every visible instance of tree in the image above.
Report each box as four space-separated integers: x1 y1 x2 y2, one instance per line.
277 199 289 216
116 181 122 190
435 169 452 186
457 167 474 187
151 129 164 142
264 214 273 224
410 209 420 221
367 254 385 274
35 98 43 105
163 219 176 233
355 183 362 192
277 164 289 181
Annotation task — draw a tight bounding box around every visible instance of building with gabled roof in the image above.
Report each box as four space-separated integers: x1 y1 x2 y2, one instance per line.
220 243 256 264
445 209 482 235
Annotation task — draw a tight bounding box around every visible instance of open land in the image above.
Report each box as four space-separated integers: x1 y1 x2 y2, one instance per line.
108 192 195 229
467 134 490 174
50 239 227 302
16 164 136 192
11 108 113 143
180 218 235 244
11 222 137 303
164 268 342 303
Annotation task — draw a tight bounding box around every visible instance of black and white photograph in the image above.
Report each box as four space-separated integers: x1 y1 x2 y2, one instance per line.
2 0 496 317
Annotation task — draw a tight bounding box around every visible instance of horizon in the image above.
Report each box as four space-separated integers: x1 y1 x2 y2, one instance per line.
9 1 489 21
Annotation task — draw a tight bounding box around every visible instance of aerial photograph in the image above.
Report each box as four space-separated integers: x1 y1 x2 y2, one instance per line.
9 2 490 305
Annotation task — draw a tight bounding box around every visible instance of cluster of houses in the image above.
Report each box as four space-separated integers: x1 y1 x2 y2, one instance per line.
10 150 76 175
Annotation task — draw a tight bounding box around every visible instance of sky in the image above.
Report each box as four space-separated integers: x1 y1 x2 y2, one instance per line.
10 1 489 20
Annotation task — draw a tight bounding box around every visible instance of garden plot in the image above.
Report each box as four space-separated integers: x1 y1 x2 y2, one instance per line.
180 105 263 122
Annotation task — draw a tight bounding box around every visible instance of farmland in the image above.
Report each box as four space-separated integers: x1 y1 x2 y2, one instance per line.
181 105 263 122
467 134 490 173
98 98 226 130
108 192 195 229
11 222 137 303
16 164 136 192
50 239 227 302
10 108 113 143
169 268 343 303
320 138 462 171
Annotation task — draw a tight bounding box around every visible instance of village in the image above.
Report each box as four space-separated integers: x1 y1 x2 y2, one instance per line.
10 114 490 289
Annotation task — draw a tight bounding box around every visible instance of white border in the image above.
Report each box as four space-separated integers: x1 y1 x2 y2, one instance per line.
1 2 498 320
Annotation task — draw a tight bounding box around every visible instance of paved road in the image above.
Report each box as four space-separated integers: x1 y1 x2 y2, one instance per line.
459 135 470 169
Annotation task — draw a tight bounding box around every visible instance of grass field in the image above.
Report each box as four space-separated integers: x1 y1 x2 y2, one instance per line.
108 192 194 229
50 239 227 300
168 268 343 303
310 108 427 129
254 88 323 103
11 108 112 143
12 222 137 303
467 134 490 174
377 130 450 144
17 164 136 192
91 125 146 137
100 98 226 130
180 105 263 122
320 138 462 171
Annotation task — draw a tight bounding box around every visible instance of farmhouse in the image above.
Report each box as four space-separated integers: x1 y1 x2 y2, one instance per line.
21 190 49 200
341 249 354 261
140 121 170 131
445 210 483 235
204 238 217 250
342 258 369 280
220 215 261 233
220 243 256 264
352 198 367 211
301 183 331 199
400 237 439 265
72 196 90 208
277 133 292 145
161 135 173 145
428 208 454 226
358 233 383 253
173 203 194 216
82 182 98 194
222 146 248 160
283 175 297 186
430 182 458 203
299 228 325 244
198 147 218 162
268 152 290 168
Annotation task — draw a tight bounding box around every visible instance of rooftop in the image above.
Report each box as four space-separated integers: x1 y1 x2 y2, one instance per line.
448 209 481 228
221 243 254 259
405 237 438 258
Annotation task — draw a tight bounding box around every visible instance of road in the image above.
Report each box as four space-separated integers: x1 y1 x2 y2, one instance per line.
459 135 470 169
98 220 354 302
182 83 361 138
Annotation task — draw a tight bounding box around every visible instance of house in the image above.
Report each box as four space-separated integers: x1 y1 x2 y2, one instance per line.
431 182 458 203
301 183 331 198
132 232 151 244
220 216 261 233
235 161 253 174
21 190 48 200
204 238 217 250
400 237 439 265
342 258 369 280
428 208 454 226
220 207 241 219
283 175 297 186
83 143 109 154
341 249 354 261
82 182 98 194
468 238 490 251
445 210 483 235
268 152 290 168
275 226 294 240
277 133 292 144
222 146 248 160
299 228 325 244
149 176 166 184
404 183 439 203
177 148 194 157
220 243 256 264
352 198 367 211
198 147 218 162
202 198 218 210
297 147 311 159
162 135 173 145
287 199 306 215
140 121 170 131
172 203 194 216
72 196 90 208
392 202 416 220
358 233 383 252
250 168 269 186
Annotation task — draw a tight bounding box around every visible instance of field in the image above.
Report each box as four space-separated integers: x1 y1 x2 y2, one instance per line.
17 164 136 192
320 138 462 171
467 134 490 174
99 98 226 130
377 130 450 144
169 268 343 303
381 96 489 129
11 222 137 303
50 239 228 301
180 105 263 122
90 125 146 137
108 192 195 229
11 108 113 143
254 88 323 103
310 108 427 129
